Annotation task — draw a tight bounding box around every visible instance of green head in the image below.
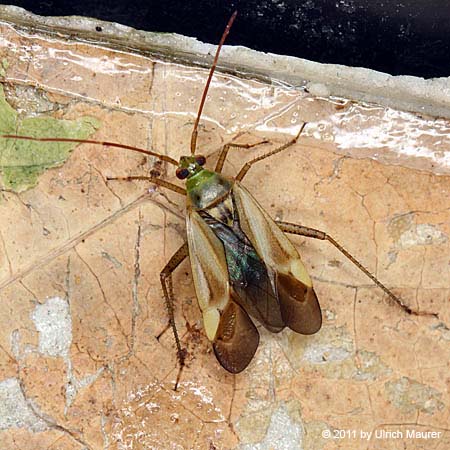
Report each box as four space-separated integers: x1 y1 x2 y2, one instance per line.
175 155 207 181
175 154 231 208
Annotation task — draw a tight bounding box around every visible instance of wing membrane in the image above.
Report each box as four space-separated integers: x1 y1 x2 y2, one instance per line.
199 210 284 332
213 296 259 373
233 182 322 334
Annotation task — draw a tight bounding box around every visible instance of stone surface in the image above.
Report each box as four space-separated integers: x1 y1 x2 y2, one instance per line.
0 22 448 450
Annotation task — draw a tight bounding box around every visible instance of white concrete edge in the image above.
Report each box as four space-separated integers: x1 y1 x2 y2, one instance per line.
1 4 450 119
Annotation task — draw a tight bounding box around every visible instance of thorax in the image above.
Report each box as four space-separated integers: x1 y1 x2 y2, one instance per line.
186 169 234 226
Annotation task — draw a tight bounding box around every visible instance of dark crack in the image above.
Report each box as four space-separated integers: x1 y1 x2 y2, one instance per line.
16 375 93 450
129 209 142 353
91 164 124 208
0 227 12 275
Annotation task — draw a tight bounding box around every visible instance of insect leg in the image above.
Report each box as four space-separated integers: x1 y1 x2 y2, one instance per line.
106 176 186 196
276 221 439 319
159 242 190 389
235 122 306 181
214 139 269 173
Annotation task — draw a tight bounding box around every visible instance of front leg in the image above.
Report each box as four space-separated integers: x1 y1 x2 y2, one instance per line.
235 123 306 181
214 137 270 173
106 175 186 196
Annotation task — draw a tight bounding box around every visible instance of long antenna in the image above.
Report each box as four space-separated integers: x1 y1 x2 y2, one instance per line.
190 11 237 155
2 135 179 166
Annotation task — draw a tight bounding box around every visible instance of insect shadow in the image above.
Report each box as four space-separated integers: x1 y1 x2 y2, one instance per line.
2 12 438 389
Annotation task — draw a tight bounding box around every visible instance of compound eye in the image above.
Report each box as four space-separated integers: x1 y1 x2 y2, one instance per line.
176 167 190 180
195 155 206 166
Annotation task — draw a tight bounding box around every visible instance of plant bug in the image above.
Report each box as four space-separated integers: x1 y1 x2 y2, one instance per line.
1 12 439 390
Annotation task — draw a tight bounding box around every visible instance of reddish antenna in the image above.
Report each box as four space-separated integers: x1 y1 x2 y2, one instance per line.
190 10 237 155
3 12 238 164
2 135 179 166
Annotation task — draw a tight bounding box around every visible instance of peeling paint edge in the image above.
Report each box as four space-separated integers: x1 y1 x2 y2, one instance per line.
1 5 450 120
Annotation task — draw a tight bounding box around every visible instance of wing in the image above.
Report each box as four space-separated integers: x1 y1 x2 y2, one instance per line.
232 182 322 334
186 209 260 372
199 210 284 333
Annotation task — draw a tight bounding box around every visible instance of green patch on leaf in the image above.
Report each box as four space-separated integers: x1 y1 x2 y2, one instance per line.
0 59 8 77
0 85 100 192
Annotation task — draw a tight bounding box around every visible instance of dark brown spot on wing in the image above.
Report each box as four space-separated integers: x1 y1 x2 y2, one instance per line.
276 272 322 334
213 299 260 373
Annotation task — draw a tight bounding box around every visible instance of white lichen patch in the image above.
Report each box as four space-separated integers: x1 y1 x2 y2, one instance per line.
388 213 447 249
385 377 445 415
285 327 393 382
303 343 352 364
239 403 303 450
297 326 355 379
431 322 450 341
0 378 47 431
398 224 448 248
30 296 72 358
353 350 393 381
287 325 354 367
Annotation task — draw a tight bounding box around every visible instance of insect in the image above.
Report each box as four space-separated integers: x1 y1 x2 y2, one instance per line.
2 12 436 387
